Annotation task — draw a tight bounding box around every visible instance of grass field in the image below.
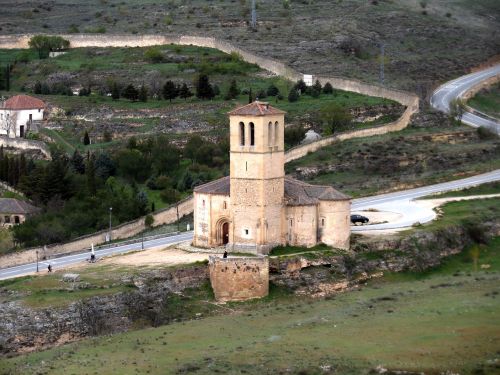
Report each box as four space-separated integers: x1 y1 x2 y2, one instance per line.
468 83 500 119
2 236 499 374
286 124 500 197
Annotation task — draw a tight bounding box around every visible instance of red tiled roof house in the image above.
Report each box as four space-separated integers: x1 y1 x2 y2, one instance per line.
0 95 45 138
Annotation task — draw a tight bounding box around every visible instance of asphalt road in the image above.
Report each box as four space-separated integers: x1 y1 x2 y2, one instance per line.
430 64 500 134
0 231 194 280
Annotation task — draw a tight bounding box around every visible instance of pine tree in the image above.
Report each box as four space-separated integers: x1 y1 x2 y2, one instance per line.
313 79 322 93
294 79 307 94
323 82 333 94
123 84 139 102
248 87 253 103
266 84 280 97
111 82 120 100
34 81 42 94
83 131 90 145
138 84 148 102
86 154 97 196
162 80 178 102
71 150 85 174
195 74 214 100
225 79 239 100
178 83 192 100
288 88 299 102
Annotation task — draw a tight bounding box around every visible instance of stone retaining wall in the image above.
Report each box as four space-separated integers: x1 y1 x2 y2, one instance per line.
0 136 51 159
208 255 269 302
0 196 193 268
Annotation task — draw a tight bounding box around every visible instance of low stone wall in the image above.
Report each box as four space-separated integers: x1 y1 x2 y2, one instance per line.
208 255 269 302
0 136 51 159
460 74 500 102
0 196 194 269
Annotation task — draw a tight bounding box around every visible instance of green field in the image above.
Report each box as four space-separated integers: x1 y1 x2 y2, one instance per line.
2 236 499 374
468 83 500 119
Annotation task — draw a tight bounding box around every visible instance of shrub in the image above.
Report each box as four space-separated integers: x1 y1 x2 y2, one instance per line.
160 187 181 204
144 47 164 63
476 126 498 140
267 84 280 97
145 214 154 228
288 88 299 102
323 82 333 94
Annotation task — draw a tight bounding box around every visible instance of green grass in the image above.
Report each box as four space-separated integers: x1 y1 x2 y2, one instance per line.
270 242 337 256
3 238 499 374
468 83 500 119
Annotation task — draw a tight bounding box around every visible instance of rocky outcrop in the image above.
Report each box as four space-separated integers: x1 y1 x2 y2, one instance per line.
0 266 208 355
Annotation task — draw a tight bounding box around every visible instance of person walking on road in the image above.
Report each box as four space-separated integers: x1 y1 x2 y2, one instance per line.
47 264 52 273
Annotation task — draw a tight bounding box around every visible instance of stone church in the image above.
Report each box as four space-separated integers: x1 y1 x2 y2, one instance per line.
193 101 351 254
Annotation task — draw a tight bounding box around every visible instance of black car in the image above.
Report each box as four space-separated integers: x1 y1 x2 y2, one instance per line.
350 214 369 225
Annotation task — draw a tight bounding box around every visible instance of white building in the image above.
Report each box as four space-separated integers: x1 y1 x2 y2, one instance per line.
0 95 45 138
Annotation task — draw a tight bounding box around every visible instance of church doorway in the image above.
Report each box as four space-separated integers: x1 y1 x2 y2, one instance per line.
222 222 229 245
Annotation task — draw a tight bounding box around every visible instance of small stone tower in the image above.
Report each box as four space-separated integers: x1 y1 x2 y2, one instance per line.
228 101 286 254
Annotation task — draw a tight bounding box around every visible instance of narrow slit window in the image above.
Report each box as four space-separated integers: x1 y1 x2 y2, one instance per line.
239 122 245 146
250 122 255 146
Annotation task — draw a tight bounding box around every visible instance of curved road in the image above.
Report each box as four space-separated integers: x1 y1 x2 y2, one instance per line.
431 64 500 134
2 66 500 279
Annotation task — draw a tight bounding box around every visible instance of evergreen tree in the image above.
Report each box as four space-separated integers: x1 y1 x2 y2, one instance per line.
83 131 90 145
33 81 42 94
248 87 253 103
294 79 307 94
86 154 97 196
178 83 192 100
313 79 322 93
323 82 333 94
266 84 280 97
162 80 178 102
195 74 214 100
225 79 239 100
111 82 120 100
151 201 155 212
71 150 85 174
288 88 299 102
123 84 139 102
138 84 148 102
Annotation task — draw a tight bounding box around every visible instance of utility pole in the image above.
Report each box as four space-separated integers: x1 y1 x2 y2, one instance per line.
141 232 144 250
108 207 113 242
251 0 257 30
379 43 385 86
176 204 180 232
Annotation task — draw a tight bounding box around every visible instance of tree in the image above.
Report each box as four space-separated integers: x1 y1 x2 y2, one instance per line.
86 154 97 195
83 131 90 145
33 81 42 94
294 79 307 94
225 79 239 100
122 84 139 102
138 84 148 102
195 74 215 100
162 80 178 102
288 88 299 103
111 82 120 100
71 150 85 174
178 83 192 100
184 135 204 162
320 103 352 134
159 187 181 204
145 214 154 228
313 79 322 93
449 98 466 124
267 84 280 97
248 87 253 103
323 82 333 94
144 47 164 63
28 35 69 59
1 111 17 138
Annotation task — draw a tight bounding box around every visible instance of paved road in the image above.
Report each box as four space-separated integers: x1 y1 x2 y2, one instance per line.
430 64 500 134
0 231 194 280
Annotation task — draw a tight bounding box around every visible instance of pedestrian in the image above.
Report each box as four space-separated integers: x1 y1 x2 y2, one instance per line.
223 251 228 259
47 264 52 273
90 253 96 263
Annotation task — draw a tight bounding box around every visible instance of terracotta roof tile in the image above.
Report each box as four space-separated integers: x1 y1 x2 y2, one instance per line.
3 95 45 110
193 176 350 204
228 101 286 116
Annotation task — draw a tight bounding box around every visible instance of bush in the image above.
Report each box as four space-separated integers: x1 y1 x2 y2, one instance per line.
160 187 181 204
145 214 154 228
323 82 333 94
267 84 280 97
144 47 164 63
476 126 498 140
288 88 299 103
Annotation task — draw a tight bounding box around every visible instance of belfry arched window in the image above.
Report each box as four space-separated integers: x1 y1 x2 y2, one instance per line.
250 122 255 146
268 122 273 146
239 122 245 146
274 121 279 146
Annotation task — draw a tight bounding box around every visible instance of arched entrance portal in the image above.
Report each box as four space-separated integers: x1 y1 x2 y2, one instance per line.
222 222 229 245
216 218 230 246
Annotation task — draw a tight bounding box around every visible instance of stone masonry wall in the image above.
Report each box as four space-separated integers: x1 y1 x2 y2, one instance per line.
0 196 193 268
0 136 51 159
208 255 269 302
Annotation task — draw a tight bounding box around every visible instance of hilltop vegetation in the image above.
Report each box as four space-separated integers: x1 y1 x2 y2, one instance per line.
0 0 498 93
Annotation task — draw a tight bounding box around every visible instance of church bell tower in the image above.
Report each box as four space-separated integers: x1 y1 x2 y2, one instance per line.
228 101 286 254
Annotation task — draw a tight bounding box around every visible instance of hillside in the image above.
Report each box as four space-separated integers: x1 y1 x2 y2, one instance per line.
0 0 498 93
